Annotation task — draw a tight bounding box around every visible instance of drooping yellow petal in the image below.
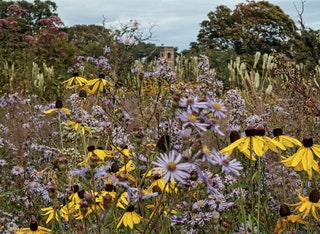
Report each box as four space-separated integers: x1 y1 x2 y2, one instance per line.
220 138 245 155
132 212 142 224
311 144 320 158
60 108 71 115
291 148 304 167
116 215 125 229
43 108 58 114
251 137 265 156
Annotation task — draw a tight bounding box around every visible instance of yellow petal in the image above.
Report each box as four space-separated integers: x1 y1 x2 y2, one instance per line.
252 137 265 156
116 215 125 229
291 149 304 167
311 144 320 158
132 212 141 224
43 108 58 114
220 138 244 155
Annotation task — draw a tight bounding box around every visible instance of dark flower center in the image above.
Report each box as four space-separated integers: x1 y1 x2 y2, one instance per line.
279 204 291 217
55 99 63 109
230 130 240 143
79 89 87 98
245 126 256 137
98 74 105 79
73 72 79 77
30 221 38 231
126 205 135 212
303 137 313 148
273 128 283 137
72 184 80 193
105 184 115 192
87 145 95 152
256 126 266 136
111 162 119 173
309 189 320 203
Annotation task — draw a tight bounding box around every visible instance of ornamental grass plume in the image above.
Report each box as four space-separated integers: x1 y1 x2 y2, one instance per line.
281 137 320 179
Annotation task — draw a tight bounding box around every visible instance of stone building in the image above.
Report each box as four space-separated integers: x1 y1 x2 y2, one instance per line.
159 46 175 68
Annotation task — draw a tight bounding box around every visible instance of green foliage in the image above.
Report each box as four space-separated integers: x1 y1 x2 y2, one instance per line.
196 1 300 56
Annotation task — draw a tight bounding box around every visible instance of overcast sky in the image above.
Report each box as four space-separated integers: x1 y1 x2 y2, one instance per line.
53 0 320 52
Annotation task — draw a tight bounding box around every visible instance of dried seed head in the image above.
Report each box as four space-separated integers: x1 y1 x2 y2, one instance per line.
111 162 119 173
152 185 162 194
79 89 87 98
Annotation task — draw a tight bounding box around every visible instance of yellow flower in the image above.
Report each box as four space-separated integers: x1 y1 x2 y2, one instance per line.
41 206 61 224
281 137 320 179
220 126 265 160
116 205 142 229
115 160 137 182
286 189 320 220
116 192 130 209
86 74 113 94
147 168 178 193
66 120 91 135
43 99 71 115
62 72 88 89
274 204 309 234
16 216 51 234
81 145 112 165
240 126 286 157
272 128 302 148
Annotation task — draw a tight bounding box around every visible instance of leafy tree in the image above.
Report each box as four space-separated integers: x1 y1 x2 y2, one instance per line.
195 1 301 58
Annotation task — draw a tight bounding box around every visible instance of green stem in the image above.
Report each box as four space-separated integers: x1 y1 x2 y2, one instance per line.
58 111 64 149
257 156 261 234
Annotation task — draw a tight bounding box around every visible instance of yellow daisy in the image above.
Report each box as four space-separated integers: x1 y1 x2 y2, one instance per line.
281 137 320 179
81 145 112 165
220 126 265 160
62 72 88 89
274 203 309 234
16 216 51 234
286 189 320 221
43 99 71 116
86 74 113 94
66 120 91 135
116 205 142 229
272 128 302 148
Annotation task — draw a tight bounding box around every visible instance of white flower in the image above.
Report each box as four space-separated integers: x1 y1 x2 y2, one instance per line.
179 96 208 112
207 98 227 119
212 153 243 176
176 110 209 132
152 150 192 183
11 165 24 175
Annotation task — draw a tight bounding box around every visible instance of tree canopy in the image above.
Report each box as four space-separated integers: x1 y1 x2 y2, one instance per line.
194 1 302 57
